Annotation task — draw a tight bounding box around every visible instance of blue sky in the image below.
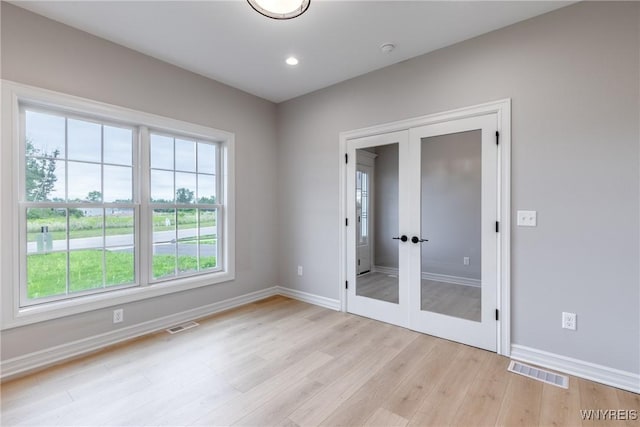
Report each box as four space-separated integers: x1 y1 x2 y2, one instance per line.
26 110 217 203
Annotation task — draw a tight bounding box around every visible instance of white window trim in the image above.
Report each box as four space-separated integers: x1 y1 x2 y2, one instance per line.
1 80 236 330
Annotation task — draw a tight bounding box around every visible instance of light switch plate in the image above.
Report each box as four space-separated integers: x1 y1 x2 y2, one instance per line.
517 210 537 227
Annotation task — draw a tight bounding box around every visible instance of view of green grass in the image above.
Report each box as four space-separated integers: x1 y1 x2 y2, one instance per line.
27 249 217 299
28 210 217 241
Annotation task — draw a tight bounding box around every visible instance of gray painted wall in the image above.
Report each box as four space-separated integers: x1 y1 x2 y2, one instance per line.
277 2 640 373
0 3 278 360
371 144 399 269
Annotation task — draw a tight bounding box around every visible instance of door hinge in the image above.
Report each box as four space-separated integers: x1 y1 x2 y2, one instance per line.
496 131 500 145
345 218 348 226
358 259 361 266
495 221 499 232
495 309 499 321
345 280 349 289
345 153 348 164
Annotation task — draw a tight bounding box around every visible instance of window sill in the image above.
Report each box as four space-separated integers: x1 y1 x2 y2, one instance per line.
2 271 235 330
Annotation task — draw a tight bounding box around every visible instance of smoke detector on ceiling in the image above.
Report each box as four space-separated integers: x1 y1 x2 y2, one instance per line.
380 43 396 53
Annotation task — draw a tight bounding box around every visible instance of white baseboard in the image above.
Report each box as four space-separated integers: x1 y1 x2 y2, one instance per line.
372 266 480 287
511 344 640 394
420 271 480 287
275 286 341 311
0 287 278 381
371 265 398 276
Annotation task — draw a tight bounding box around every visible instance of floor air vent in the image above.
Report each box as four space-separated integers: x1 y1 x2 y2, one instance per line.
508 361 569 388
166 321 199 334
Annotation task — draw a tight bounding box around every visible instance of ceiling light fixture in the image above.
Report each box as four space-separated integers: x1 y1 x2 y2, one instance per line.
286 56 299 66
248 0 310 20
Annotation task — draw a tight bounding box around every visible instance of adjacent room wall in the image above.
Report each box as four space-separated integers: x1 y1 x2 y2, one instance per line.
421 131 481 280
0 3 279 360
277 1 640 374
370 132 482 281
372 144 399 269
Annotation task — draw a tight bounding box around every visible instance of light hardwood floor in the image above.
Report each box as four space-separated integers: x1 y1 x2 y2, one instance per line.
1 296 637 426
356 272 481 321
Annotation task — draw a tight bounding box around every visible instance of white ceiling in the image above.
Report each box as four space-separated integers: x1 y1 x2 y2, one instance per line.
13 1 571 103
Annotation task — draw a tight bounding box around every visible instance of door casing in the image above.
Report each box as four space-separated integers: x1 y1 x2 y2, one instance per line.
338 99 511 356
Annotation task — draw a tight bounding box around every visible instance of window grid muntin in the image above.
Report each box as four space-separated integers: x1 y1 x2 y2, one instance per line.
18 102 228 309
20 105 138 307
148 130 221 282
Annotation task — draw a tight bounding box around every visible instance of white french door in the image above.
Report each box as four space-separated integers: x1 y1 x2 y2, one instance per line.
346 131 410 327
346 114 499 352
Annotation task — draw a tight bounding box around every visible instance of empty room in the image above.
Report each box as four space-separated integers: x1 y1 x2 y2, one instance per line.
0 1 638 426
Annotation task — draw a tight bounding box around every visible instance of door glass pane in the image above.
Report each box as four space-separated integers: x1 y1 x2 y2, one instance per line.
420 130 481 322
355 144 399 304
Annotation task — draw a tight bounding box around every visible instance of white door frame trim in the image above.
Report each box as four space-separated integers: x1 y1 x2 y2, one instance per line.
338 99 512 356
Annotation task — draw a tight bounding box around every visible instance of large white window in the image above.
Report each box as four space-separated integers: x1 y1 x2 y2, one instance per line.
148 132 221 281
1 81 235 327
21 108 138 306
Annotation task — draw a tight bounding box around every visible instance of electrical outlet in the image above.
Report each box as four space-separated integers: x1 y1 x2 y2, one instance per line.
113 308 124 324
562 312 576 330
517 210 537 227
463 257 470 266
297 266 303 276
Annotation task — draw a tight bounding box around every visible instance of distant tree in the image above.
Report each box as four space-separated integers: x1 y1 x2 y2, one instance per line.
25 140 60 202
176 187 194 204
87 191 102 202
198 195 217 204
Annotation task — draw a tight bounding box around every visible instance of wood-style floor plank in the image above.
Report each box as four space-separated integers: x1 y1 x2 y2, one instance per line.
318 335 438 426
1 296 636 427
408 344 491 426
451 351 510 427
538 378 583 427
495 368 544 427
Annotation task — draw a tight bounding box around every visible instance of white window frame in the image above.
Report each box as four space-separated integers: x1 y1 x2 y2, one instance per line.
1 80 236 329
18 105 141 308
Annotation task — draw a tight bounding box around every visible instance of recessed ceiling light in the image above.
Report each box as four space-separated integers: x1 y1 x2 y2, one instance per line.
380 43 396 53
286 56 299 66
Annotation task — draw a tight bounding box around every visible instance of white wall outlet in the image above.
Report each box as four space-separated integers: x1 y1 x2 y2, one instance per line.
113 308 124 324
517 210 537 227
562 312 576 330
297 266 303 276
463 257 470 266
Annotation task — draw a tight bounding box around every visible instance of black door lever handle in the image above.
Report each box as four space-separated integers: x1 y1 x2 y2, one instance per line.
411 236 429 244
392 235 408 242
